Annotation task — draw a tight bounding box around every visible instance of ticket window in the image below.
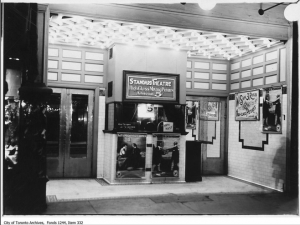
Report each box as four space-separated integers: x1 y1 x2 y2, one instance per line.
107 102 186 133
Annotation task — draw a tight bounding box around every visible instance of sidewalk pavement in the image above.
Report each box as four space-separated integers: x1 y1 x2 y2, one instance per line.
45 176 277 202
2 176 299 223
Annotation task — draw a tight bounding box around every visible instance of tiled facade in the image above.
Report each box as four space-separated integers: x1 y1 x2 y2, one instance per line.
96 96 106 178
228 95 287 191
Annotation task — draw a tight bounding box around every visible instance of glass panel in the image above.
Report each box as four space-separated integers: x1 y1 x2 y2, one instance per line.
114 103 185 132
46 93 61 157
70 94 88 158
152 134 180 178
116 134 146 178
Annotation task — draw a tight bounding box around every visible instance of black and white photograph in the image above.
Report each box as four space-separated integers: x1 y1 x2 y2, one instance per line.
152 134 180 178
116 133 146 178
1 0 299 224
262 86 283 133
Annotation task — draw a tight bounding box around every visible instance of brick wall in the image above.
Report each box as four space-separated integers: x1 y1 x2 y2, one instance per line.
228 95 287 191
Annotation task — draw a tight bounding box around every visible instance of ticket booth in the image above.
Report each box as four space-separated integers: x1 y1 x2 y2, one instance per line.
102 44 187 184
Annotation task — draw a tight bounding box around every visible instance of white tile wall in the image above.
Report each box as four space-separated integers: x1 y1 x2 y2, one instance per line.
179 135 186 181
228 95 287 191
97 96 106 178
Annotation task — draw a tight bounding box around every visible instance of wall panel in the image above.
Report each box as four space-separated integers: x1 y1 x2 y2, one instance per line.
48 44 106 87
230 44 286 91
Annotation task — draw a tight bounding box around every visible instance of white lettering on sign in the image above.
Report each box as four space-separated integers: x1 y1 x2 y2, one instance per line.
126 74 177 101
129 78 172 87
163 122 174 132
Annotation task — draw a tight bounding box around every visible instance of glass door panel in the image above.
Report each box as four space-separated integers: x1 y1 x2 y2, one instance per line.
46 88 65 177
64 89 94 177
46 88 94 178
70 94 88 158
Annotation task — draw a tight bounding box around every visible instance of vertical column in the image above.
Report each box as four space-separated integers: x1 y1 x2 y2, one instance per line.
110 134 118 183
97 95 106 178
179 135 186 182
14 3 52 214
145 134 153 182
37 4 49 84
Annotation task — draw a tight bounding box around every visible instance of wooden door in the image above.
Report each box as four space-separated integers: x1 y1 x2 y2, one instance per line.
199 97 227 175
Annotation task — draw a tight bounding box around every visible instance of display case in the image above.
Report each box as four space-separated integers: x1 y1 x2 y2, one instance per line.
105 102 186 133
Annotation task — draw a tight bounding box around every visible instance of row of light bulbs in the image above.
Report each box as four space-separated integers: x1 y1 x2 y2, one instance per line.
49 14 279 60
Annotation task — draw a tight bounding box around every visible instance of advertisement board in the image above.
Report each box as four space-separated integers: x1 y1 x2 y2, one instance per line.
152 133 180 178
123 71 179 103
116 133 146 178
262 86 282 133
200 101 219 121
235 90 260 121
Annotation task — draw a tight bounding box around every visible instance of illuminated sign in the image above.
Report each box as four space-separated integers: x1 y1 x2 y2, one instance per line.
123 71 179 102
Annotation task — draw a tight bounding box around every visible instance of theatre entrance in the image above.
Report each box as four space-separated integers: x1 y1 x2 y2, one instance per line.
45 88 94 178
186 97 227 175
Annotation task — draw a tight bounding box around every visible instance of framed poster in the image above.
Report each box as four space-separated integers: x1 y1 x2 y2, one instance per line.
116 133 146 178
152 134 180 178
235 90 259 121
199 101 219 121
262 86 282 134
123 70 179 103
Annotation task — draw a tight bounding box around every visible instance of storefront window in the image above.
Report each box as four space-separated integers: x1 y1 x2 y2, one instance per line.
4 97 20 169
110 102 185 133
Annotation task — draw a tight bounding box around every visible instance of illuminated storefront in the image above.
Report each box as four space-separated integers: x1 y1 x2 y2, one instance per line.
4 2 298 191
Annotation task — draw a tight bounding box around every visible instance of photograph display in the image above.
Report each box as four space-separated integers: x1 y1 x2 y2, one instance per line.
152 134 180 178
116 133 146 178
262 86 282 133
235 90 259 121
186 100 198 129
199 101 219 121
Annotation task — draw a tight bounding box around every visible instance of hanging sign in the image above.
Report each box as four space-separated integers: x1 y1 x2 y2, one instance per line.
235 90 260 121
123 71 179 102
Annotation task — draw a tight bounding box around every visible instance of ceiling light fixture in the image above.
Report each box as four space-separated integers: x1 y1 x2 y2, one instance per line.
258 1 300 22
198 0 217 11
284 1 300 21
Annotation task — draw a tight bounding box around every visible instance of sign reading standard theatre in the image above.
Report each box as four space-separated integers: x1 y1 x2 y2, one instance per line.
123 71 179 103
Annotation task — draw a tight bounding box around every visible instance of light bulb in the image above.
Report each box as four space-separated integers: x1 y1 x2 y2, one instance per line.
198 0 216 11
284 3 300 22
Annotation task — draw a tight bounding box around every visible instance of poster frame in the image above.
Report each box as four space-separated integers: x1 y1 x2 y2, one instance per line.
262 86 283 134
235 89 260 121
199 101 219 121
